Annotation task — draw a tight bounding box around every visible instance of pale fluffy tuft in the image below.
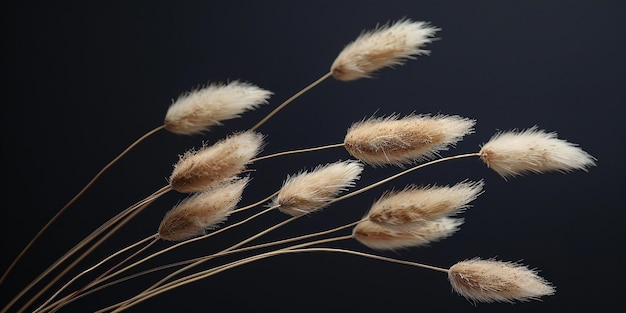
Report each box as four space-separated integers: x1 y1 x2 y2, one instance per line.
368 180 484 230
164 80 273 135
479 126 596 179
331 19 439 81
448 258 556 303
169 131 264 192
352 217 462 250
158 177 249 241
344 114 475 167
272 160 364 216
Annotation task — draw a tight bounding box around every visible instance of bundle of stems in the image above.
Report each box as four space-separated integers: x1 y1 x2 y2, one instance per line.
1 18 596 313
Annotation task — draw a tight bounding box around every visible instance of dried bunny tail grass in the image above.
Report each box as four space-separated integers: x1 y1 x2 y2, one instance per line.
169 131 264 193
164 80 273 135
344 114 475 167
158 177 250 241
448 258 556 303
368 180 484 230
331 18 439 81
352 217 462 250
479 126 596 179
272 160 364 216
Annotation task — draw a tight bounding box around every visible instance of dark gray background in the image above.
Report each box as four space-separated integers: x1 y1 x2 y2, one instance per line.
2 1 624 312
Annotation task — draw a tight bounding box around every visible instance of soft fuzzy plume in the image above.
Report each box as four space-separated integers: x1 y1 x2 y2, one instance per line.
368 180 483 230
169 131 264 193
158 176 249 241
353 217 462 250
164 80 272 135
331 19 439 81
479 126 596 179
344 114 475 167
272 160 364 216
448 258 556 303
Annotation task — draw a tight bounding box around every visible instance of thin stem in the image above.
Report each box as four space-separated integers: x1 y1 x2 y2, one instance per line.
251 143 345 162
330 152 482 205
117 212 300 312
249 71 332 131
1 125 165 286
97 205 279 290
50 217 363 312
105 235 352 313
49 236 160 313
33 234 158 313
14 186 170 313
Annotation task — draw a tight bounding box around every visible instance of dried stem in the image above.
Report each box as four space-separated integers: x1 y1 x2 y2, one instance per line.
9 185 170 313
249 72 332 131
0 125 165 286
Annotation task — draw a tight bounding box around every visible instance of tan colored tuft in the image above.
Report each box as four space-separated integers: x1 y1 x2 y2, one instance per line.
169 131 264 193
448 258 556 303
368 180 483 230
331 19 439 81
479 126 596 179
164 80 272 135
344 114 475 167
352 217 462 250
272 160 364 216
158 177 249 241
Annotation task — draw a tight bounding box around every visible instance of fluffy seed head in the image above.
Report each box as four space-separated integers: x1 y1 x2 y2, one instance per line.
164 80 272 135
158 177 249 241
272 160 364 216
479 126 596 179
169 131 264 193
344 114 475 167
352 217 462 250
331 19 439 81
448 258 556 303
368 180 483 230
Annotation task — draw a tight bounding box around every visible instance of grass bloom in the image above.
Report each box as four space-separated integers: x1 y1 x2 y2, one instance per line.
344 114 475 167
169 131 264 192
164 80 273 135
448 258 556 303
272 160 364 216
353 217 462 250
479 126 596 179
331 19 439 81
158 177 249 241
368 180 483 230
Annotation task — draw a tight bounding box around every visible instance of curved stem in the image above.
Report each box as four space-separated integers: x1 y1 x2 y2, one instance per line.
14 185 170 313
251 143 345 162
329 153 482 205
249 72 332 131
33 234 158 313
1 125 165 286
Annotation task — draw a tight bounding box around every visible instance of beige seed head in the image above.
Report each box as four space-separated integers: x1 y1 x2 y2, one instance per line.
368 180 484 230
344 114 475 167
158 176 249 241
331 19 439 81
164 80 273 135
169 131 264 193
479 126 596 179
448 258 556 303
352 217 462 250
272 160 364 216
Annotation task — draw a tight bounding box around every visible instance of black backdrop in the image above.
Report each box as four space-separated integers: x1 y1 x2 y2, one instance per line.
2 1 624 312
